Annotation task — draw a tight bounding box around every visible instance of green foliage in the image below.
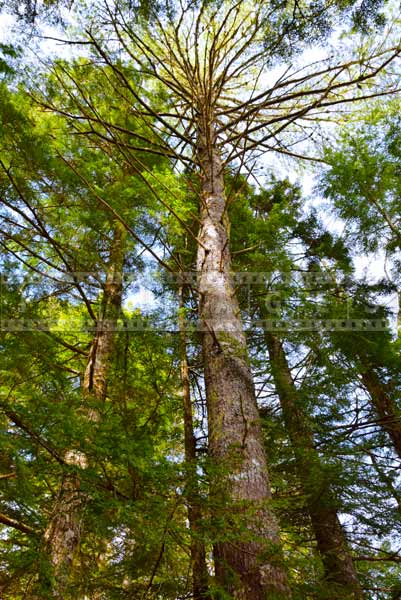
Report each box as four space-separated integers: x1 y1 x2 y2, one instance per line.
1 4 401 599
321 108 401 257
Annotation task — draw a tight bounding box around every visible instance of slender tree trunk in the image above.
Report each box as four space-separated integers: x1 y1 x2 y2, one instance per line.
178 284 209 599
332 335 401 459
264 332 363 600
196 128 290 599
41 222 126 599
83 222 125 401
359 363 401 461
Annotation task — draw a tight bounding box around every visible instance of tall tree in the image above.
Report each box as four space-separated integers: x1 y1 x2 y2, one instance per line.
228 176 363 597
0 74 169 597
34 1 401 595
264 332 363 599
178 282 209 599
228 174 401 596
42 221 126 599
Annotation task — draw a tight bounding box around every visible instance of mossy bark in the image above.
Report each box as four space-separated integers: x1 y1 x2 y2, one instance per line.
196 129 290 599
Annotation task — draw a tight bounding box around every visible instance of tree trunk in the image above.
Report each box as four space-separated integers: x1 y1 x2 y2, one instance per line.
196 129 290 599
178 284 209 599
41 222 126 598
83 222 125 401
359 364 401 461
41 451 88 599
264 332 363 600
331 333 401 459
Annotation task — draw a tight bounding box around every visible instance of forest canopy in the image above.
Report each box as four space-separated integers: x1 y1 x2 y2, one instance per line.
0 1 401 599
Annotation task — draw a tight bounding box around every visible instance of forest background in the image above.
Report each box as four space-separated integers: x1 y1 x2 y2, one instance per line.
0 1 401 599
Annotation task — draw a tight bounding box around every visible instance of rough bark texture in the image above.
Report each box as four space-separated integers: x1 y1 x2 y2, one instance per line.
83 222 126 400
42 451 88 599
196 130 290 599
42 222 125 598
360 365 401 461
265 333 363 600
178 285 209 599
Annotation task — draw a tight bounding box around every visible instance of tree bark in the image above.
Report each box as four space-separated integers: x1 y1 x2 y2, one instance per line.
264 332 363 600
196 129 290 599
41 222 126 598
83 222 125 401
359 364 401 461
178 284 209 599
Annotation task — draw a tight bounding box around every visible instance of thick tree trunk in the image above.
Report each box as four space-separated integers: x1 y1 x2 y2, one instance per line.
359 365 401 461
41 222 125 598
178 285 209 599
42 451 88 599
264 333 363 599
196 131 290 599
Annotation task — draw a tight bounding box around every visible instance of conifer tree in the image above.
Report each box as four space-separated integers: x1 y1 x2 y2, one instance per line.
35 2 401 595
